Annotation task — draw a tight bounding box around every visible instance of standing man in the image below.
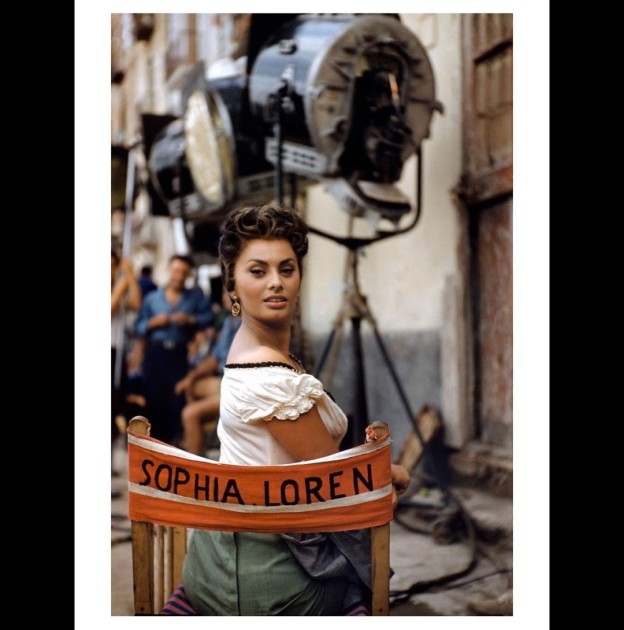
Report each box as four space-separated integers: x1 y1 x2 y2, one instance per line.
134 254 214 444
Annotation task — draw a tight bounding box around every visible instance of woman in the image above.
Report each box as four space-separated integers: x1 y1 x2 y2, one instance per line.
181 203 409 615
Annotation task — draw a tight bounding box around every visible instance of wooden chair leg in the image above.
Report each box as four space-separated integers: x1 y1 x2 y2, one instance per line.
370 524 390 615
164 526 186 601
171 526 187 587
131 521 154 615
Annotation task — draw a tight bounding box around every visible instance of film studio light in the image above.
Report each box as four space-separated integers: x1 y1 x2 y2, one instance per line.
146 74 235 221
247 13 442 223
143 14 441 256
145 63 274 257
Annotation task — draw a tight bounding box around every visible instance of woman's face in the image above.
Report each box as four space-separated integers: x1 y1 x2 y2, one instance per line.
232 238 300 324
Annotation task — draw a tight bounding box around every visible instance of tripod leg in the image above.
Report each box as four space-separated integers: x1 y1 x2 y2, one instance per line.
350 316 370 441
369 322 450 492
369 323 425 444
314 328 337 379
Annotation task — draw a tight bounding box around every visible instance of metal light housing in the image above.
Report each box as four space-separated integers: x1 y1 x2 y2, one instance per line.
248 14 442 221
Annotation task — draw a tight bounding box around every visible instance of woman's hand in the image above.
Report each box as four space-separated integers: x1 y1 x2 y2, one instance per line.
390 463 410 509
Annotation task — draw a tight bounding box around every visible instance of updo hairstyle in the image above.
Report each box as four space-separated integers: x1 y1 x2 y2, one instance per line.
218 203 309 293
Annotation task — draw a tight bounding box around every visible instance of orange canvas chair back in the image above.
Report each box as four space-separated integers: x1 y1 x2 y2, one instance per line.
127 415 393 615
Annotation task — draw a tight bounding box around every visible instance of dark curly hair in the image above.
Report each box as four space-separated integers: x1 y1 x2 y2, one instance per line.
219 203 309 292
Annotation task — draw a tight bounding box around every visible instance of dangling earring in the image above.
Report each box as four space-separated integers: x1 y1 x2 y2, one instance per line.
231 296 241 317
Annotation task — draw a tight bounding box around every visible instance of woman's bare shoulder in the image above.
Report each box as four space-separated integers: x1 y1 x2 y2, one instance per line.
227 345 287 365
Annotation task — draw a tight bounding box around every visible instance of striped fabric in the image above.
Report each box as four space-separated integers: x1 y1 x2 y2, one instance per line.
345 603 372 616
159 582 371 616
158 583 198 616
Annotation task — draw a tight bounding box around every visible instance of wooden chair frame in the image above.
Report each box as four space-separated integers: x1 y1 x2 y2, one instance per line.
127 416 391 615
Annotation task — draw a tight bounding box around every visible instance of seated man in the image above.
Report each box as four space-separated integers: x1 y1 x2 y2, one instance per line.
175 300 240 456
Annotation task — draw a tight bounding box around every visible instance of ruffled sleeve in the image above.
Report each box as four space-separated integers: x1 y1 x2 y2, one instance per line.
229 369 325 423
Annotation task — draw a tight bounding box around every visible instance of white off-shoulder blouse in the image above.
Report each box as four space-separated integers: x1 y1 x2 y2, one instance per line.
216 362 348 466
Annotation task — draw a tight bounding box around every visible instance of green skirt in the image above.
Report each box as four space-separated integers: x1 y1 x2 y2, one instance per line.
182 530 348 615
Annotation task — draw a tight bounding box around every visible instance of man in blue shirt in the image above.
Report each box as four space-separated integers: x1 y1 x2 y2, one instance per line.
134 254 214 444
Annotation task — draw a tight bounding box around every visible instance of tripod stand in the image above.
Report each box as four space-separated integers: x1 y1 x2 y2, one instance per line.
314 243 422 449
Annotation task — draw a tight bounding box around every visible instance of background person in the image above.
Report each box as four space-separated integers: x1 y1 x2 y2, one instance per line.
175 292 241 455
138 264 158 298
134 254 214 444
111 250 141 472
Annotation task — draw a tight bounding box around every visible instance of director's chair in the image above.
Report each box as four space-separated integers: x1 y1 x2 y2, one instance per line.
127 415 393 615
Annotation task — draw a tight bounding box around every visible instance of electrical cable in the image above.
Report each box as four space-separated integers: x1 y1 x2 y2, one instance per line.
389 488 479 605
411 568 513 595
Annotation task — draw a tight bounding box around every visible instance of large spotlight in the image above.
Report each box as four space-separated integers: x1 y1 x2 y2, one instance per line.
248 14 442 221
147 67 238 225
